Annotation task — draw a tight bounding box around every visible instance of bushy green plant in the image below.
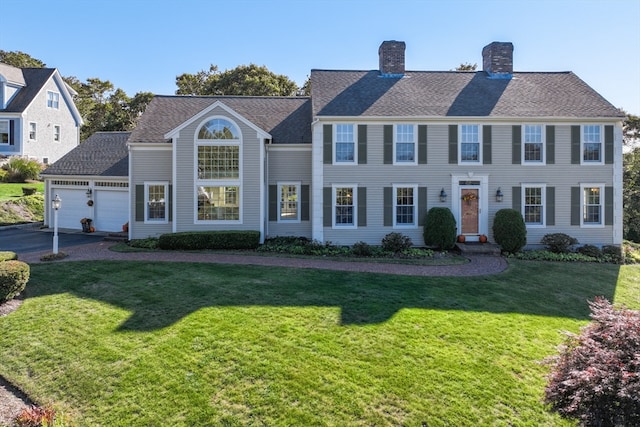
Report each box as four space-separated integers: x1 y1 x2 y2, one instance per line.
129 238 159 249
541 233 579 253
0 260 30 302
158 231 260 250
492 209 527 254
0 251 18 262
576 244 602 258
381 232 412 253
351 241 373 257
1 157 43 182
423 207 457 250
511 250 601 263
603 245 624 264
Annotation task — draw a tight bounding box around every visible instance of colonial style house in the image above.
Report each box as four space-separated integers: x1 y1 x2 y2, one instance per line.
43 41 625 248
0 62 83 164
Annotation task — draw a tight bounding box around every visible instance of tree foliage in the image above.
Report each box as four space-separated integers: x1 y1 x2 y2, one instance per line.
176 63 299 96
454 63 478 71
0 50 46 68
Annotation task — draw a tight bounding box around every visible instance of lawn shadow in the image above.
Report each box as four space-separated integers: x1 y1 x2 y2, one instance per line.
25 260 621 330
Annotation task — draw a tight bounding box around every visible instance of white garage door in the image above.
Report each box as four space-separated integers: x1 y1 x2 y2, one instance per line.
94 190 128 232
51 188 92 230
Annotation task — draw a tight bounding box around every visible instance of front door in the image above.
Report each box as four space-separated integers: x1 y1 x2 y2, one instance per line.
460 188 479 235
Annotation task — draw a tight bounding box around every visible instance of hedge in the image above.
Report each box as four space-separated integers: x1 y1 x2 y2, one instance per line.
0 251 18 262
157 230 260 250
0 260 30 302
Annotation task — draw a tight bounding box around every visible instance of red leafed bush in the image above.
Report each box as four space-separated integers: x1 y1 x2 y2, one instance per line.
544 297 640 426
14 405 56 427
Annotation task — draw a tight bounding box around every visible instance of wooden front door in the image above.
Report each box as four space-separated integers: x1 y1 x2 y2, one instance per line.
460 188 479 235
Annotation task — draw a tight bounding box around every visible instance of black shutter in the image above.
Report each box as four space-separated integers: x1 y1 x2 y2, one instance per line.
483 125 492 165
512 186 521 212
418 187 427 226
546 126 555 165
323 124 332 164
301 185 310 221
571 126 581 164
168 185 173 221
605 125 614 164
268 185 277 221
358 187 367 227
546 187 555 226
570 186 581 225
358 125 367 165
512 125 521 165
448 124 458 164
383 125 393 164
605 186 613 225
135 185 145 222
418 125 427 164
383 187 393 226
8 120 15 145
323 187 332 227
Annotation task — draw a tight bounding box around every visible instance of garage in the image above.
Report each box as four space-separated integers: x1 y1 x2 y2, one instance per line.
93 188 128 232
50 186 93 230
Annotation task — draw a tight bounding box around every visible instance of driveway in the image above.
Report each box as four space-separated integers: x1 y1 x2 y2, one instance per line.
0 226 104 254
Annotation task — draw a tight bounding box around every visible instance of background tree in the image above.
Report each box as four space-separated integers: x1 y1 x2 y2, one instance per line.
0 50 46 68
623 114 640 242
454 63 477 71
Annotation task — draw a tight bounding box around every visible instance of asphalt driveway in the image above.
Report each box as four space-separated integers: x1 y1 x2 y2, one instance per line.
0 226 104 254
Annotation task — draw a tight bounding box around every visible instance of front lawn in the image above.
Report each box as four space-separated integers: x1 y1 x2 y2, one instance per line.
0 182 44 201
0 260 636 426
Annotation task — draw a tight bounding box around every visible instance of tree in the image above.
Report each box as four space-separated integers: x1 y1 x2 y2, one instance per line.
176 63 299 96
0 50 46 68
623 114 640 242
454 63 477 71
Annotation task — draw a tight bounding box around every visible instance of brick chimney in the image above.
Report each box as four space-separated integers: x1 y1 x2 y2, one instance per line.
379 41 406 76
482 42 514 78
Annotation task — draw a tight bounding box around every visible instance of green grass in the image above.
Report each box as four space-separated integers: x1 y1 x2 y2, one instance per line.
0 182 44 201
0 260 637 426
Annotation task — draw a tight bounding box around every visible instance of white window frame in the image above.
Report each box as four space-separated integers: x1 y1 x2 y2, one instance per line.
194 116 242 224
393 184 418 228
581 183 605 228
521 184 546 227
53 125 61 142
28 122 37 141
459 124 482 164
522 124 545 165
144 182 168 224
0 120 8 145
332 184 357 229
47 91 60 109
581 125 604 165
393 124 417 165
278 182 301 223
334 123 356 164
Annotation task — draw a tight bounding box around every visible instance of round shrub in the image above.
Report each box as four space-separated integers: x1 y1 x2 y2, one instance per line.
0 260 30 302
0 251 18 262
423 207 457 250
381 232 412 253
541 233 579 254
351 241 373 257
576 244 602 258
492 209 527 254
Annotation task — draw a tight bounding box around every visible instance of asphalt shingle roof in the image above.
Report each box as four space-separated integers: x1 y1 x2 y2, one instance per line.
129 96 312 144
42 131 130 176
310 70 624 118
0 66 56 113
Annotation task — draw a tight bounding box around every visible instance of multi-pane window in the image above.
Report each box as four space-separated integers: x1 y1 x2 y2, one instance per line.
335 187 354 226
53 125 61 142
197 186 240 221
335 124 355 162
0 120 8 144
523 125 543 162
197 145 239 179
279 183 299 221
47 91 59 109
583 186 602 224
583 125 602 162
460 124 480 162
523 186 544 225
29 122 37 140
146 183 167 221
198 118 239 139
395 124 415 163
395 186 416 226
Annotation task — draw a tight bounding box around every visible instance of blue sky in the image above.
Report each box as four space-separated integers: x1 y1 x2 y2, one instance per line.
2 0 639 115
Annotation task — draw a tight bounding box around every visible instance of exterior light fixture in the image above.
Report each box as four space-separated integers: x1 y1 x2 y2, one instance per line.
439 188 447 202
86 188 92 197
52 194 61 254
496 187 504 202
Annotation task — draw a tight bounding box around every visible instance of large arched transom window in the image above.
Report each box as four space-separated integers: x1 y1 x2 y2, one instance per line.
198 118 240 140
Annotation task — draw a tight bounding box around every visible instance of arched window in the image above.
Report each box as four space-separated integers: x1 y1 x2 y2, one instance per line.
197 118 239 140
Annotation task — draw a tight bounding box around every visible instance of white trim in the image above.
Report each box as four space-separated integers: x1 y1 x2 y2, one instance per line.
28 121 37 141
392 124 418 165
451 174 489 240
521 124 545 165
144 181 169 224
313 116 624 125
333 123 357 164
458 124 482 165
580 183 605 228
580 124 605 165
128 143 173 151
267 144 312 152
311 122 324 241
0 119 9 145
46 90 60 109
277 181 301 223
332 184 358 229
521 183 547 228
613 125 624 244
392 184 419 228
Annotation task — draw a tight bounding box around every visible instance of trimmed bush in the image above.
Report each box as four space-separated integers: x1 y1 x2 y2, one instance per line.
129 238 159 249
157 230 260 250
492 209 527 254
541 233 578 253
576 244 602 258
351 241 373 257
0 251 18 262
603 244 623 264
0 260 30 302
423 207 457 250
544 297 640 427
381 232 412 253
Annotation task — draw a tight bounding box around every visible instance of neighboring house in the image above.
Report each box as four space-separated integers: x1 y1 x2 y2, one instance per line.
43 41 625 249
0 62 83 164
42 132 130 232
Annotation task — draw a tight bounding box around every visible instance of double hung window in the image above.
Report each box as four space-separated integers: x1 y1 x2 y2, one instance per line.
145 183 168 222
395 124 416 163
522 185 545 226
394 186 417 227
460 124 480 163
47 91 59 109
582 125 602 163
583 185 603 225
523 125 543 163
278 183 300 222
335 124 355 163
334 186 355 227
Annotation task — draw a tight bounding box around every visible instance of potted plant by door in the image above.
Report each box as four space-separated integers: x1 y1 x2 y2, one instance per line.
479 234 488 243
457 234 466 243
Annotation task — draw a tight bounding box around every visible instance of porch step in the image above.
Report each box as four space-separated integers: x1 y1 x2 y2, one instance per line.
104 232 128 242
456 242 502 256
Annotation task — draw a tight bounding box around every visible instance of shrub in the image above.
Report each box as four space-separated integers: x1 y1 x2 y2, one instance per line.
541 233 579 253
492 209 527 254
157 230 260 250
381 232 412 253
544 297 640 427
0 260 30 302
602 244 624 264
576 244 602 258
0 251 18 262
351 241 373 257
129 238 159 249
1 157 43 182
423 207 457 250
